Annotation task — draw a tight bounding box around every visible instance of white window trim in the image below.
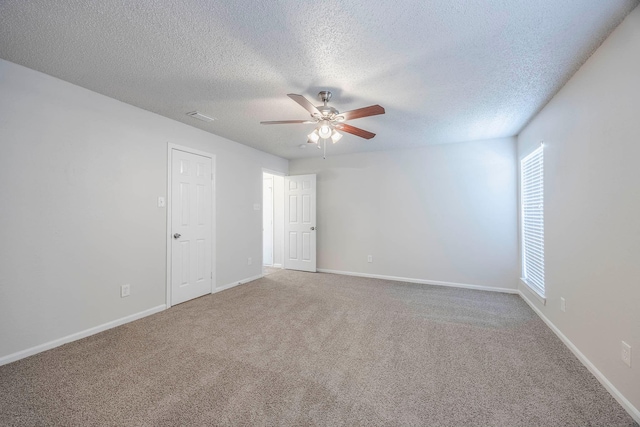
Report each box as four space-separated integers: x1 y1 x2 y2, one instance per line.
520 145 545 300
520 278 546 304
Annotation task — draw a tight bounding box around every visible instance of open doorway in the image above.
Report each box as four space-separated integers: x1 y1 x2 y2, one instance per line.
263 174 274 266
263 171 284 272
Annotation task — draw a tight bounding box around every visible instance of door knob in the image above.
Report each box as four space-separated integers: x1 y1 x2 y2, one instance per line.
173 233 181 239
310 227 315 231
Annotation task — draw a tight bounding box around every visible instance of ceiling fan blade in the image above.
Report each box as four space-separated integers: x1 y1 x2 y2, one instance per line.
338 105 385 121
287 94 322 117
335 123 376 139
260 120 316 125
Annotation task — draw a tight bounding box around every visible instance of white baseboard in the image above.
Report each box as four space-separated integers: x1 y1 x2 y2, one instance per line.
0 304 166 367
519 290 640 424
272 263 283 269
317 269 518 294
214 273 265 294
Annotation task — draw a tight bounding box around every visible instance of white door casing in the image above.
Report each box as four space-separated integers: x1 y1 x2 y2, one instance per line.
263 175 274 266
169 148 213 305
284 174 316 272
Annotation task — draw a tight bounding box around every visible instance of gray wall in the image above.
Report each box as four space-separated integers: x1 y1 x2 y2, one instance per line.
290 137 518 290
0 59 287 360
518 6 640 414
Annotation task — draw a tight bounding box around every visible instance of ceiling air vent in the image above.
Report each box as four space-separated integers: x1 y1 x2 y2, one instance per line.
186 111 216 122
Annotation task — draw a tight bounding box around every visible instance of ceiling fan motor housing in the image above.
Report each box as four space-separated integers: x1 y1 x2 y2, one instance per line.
318 106 339 119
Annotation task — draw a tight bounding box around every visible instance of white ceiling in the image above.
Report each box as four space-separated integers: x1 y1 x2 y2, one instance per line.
0 1 637 159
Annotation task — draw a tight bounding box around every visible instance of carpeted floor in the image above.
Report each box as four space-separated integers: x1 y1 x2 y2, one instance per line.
0 270 636 426
262 266 281 276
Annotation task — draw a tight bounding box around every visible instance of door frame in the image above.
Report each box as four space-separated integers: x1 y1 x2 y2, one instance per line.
166 143 216 308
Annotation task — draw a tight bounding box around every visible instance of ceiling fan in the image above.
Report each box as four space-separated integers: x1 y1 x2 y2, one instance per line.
261 91 385 147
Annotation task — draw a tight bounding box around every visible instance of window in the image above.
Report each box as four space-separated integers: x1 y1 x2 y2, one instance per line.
521 146 544 297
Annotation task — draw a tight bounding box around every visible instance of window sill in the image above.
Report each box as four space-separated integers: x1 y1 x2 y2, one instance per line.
520 278 546 305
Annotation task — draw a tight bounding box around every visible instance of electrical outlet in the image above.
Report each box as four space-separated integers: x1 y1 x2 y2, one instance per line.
621 341 631 367
121 284 130 298
248 257 252 265
367 255 373 263
560 297 566 312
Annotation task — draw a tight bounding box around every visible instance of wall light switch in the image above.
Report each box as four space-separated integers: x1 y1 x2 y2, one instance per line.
560 297 566 312
158 197 165 208
121 284 130 298
622 341 631 367
367 255 373 263
253 204 261 211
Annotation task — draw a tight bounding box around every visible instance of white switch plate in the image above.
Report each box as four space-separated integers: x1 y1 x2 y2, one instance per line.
248 257 252 265
158 197 165 208
121 284 130 298
367 255 373 263
560 297 566 312
622 341 631 367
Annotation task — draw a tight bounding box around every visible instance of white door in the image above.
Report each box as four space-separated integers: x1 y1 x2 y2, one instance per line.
284 174 316 272
263 175 274 265
170 149 212 305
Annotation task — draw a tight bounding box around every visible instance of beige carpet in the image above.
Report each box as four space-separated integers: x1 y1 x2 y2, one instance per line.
262 266 281 276
0 270 636 426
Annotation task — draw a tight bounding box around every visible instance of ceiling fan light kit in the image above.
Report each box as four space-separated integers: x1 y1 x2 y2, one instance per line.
307 130 320 144
318 121 332 139
330 130 342 144
261 91 385 158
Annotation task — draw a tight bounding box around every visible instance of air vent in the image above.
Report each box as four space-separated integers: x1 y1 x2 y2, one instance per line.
186 111 216 122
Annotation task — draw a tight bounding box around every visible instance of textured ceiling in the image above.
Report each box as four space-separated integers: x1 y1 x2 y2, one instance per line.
0 1 637 159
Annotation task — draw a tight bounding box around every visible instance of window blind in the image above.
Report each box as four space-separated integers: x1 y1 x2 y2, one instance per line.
521 146 544 297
